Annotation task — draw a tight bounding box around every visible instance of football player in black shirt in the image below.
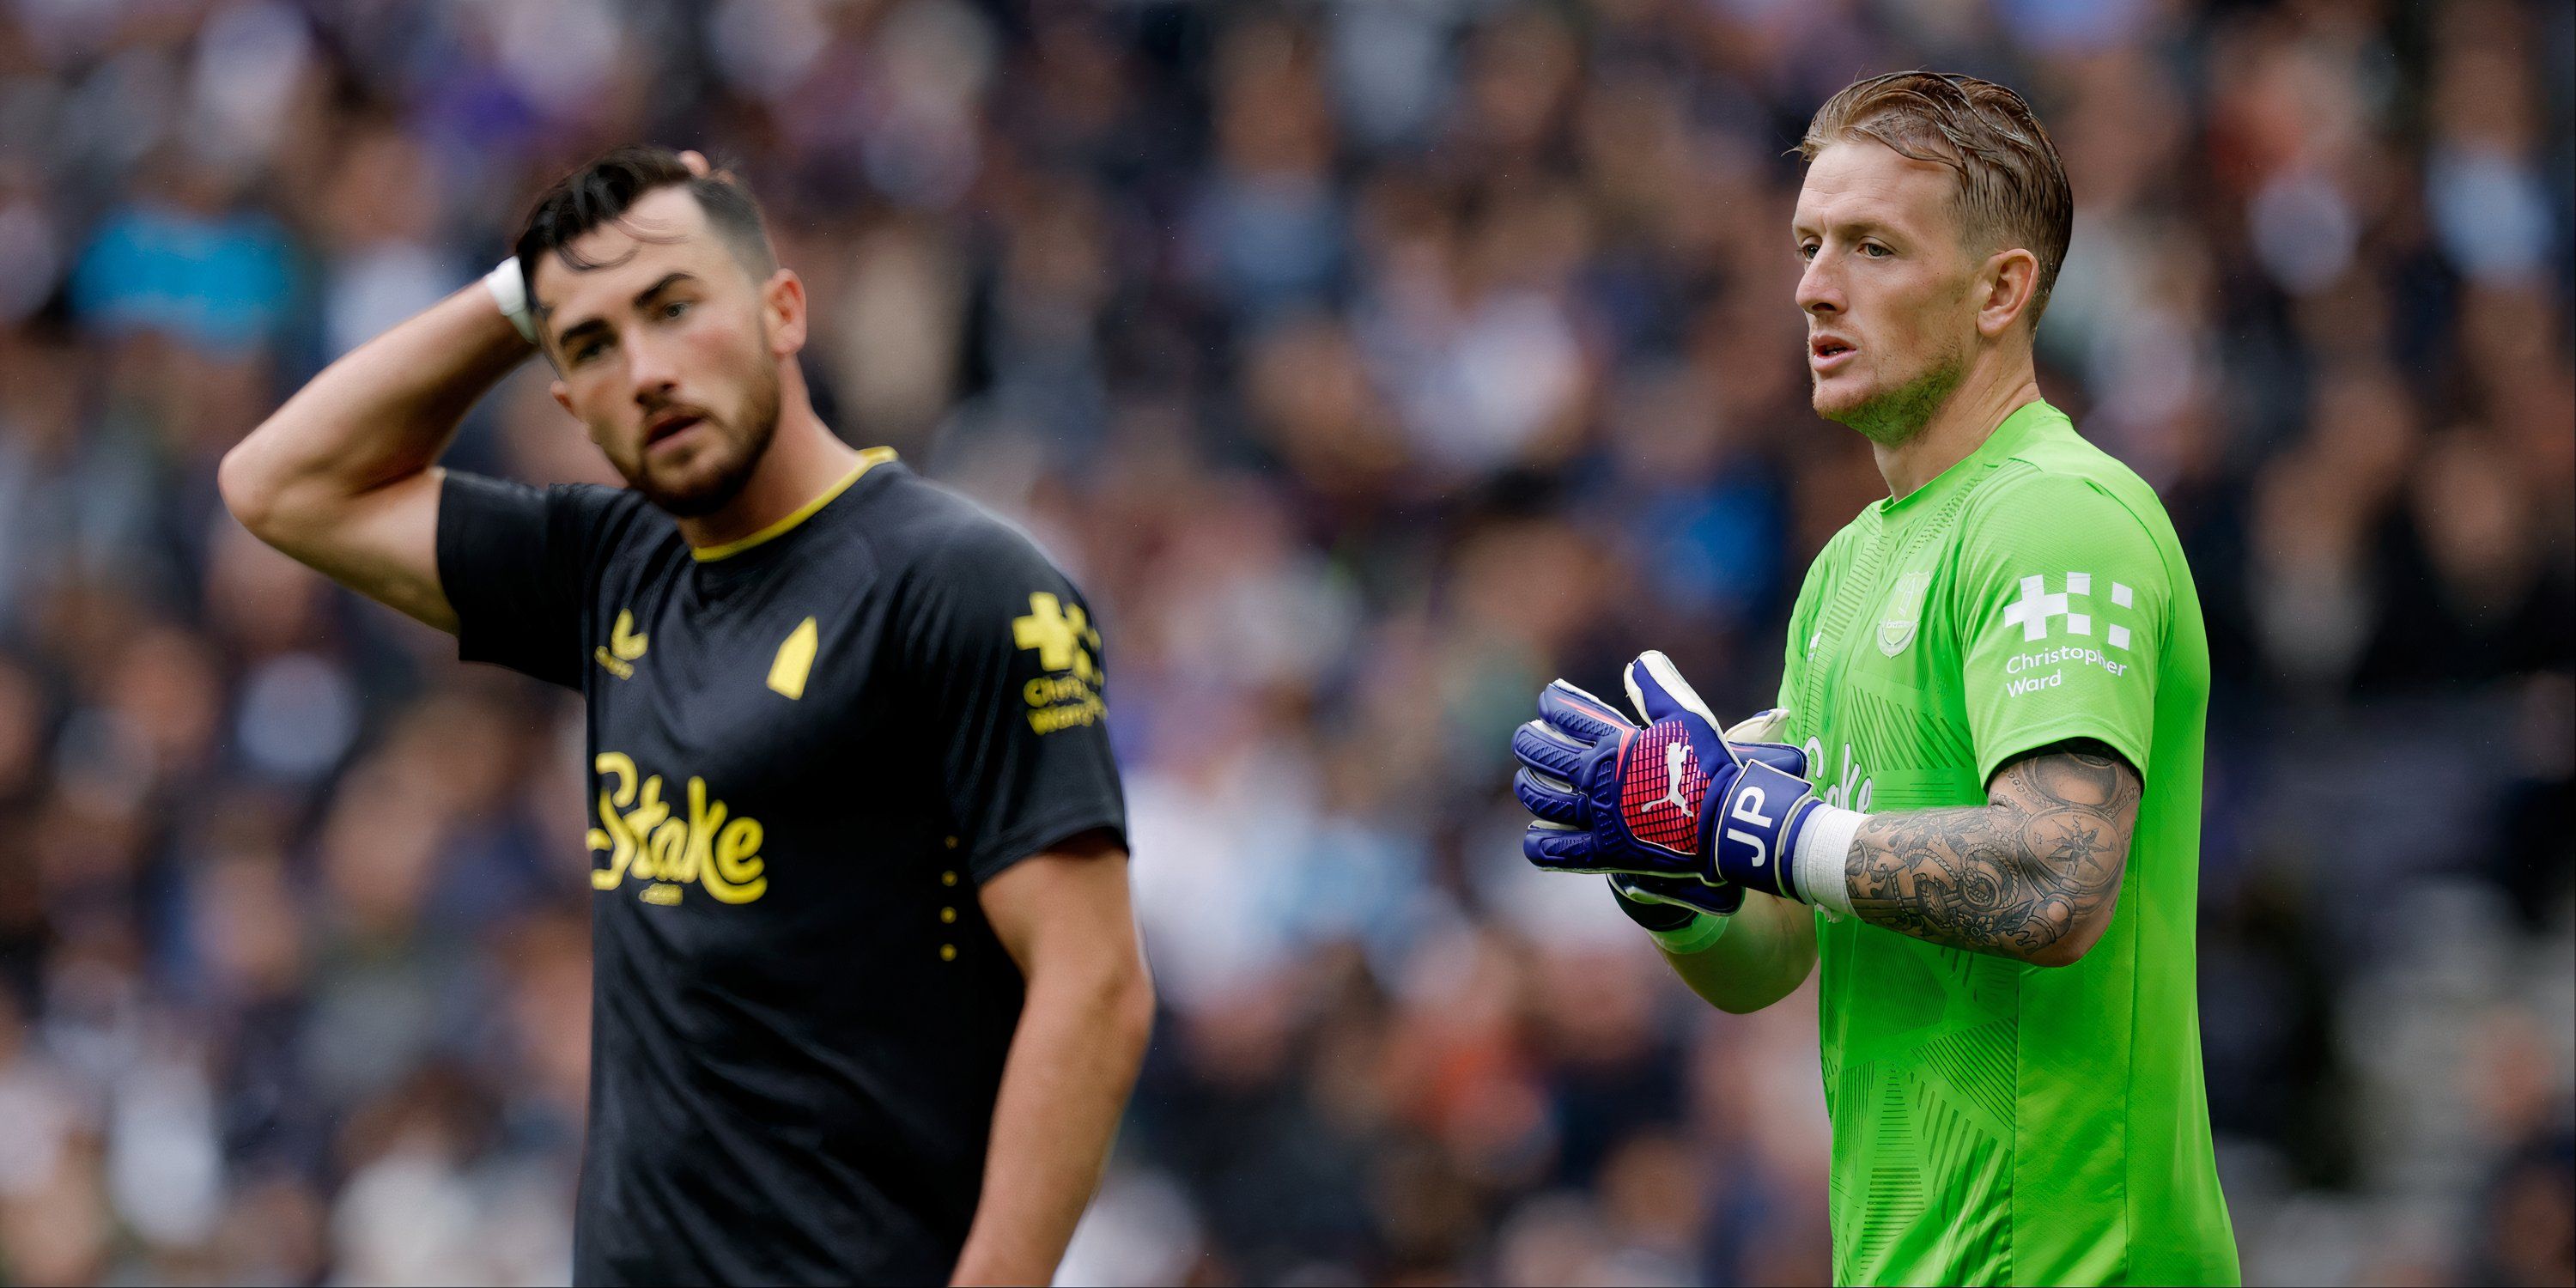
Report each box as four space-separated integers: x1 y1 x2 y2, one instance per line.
218 146 1153 1285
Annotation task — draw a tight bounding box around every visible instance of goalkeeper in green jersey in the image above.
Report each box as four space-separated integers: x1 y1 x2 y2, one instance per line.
1509 72 2239 1285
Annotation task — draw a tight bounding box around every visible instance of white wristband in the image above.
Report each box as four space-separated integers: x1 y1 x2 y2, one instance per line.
483 258 537 343
1789 802 1866 920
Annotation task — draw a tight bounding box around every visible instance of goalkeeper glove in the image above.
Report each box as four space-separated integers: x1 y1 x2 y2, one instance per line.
1511 651 1862 917
1602 704 1798 946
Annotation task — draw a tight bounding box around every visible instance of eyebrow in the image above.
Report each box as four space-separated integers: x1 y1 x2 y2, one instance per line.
549 271 700 350
1792 216 1902 240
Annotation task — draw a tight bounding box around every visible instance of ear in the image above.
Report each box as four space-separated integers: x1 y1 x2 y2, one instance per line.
550 380 588 436
1976 247 2041 339
762 269 807 357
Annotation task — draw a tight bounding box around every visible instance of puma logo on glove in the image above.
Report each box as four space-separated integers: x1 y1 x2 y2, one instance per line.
1659 741 1694 815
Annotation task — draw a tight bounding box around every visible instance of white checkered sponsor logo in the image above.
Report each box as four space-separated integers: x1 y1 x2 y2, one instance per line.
2000 572 2135 650
1999 572 2138 696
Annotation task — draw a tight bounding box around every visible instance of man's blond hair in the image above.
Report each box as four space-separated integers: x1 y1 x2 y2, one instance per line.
1799 71 2074 329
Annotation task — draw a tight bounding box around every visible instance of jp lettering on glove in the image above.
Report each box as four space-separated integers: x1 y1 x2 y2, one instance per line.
1601 703 1792 948
1511 651 1866 928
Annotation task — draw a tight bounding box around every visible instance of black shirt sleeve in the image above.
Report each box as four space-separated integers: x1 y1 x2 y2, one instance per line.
435 471 634 690
902 519 1129 884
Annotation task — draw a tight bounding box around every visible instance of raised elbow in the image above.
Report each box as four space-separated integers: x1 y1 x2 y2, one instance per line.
216 436 281 538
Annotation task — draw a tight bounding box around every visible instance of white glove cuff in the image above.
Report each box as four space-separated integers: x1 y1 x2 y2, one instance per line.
1791 802 1866 921
483 258 538 343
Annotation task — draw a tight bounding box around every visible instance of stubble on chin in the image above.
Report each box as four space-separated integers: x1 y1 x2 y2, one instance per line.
624 360 785 518
1814 351 1965 449
641 452 744 515
633 422 763 516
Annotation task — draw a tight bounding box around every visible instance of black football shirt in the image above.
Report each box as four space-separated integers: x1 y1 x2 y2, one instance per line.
434 450 1127 1285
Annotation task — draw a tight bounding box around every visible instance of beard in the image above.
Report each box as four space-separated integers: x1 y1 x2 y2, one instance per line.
619 358 782 518
1815 338 1968 448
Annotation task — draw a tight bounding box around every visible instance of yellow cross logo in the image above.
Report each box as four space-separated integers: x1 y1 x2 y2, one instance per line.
1012 592 1098 682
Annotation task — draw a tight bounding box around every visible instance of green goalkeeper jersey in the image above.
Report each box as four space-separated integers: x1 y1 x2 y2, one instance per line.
1776 400 2238 1285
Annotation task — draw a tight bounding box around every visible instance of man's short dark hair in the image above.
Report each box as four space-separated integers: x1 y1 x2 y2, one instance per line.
513 145 777 312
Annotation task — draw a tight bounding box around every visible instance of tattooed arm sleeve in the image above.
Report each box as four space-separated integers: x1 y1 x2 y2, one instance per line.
1843 739 2140 967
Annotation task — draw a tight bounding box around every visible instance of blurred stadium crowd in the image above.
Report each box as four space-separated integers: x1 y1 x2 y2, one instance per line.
0 0 2568 1283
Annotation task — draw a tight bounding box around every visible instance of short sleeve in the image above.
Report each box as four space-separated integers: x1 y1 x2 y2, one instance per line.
1956 474 2169 785
902 522 1128 884
435 471 633 690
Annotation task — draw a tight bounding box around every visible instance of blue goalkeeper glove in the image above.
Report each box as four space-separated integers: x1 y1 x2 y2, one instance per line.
1603 713 1807 949
1511 651 1836 906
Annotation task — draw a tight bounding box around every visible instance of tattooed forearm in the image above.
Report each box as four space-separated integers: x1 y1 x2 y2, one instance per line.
1842 742 2140 966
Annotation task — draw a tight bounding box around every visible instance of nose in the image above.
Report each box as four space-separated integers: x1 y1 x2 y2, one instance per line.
1795 252 1843 319
626 331 680 407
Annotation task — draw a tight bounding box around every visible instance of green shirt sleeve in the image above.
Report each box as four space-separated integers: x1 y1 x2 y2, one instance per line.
1954 471 2168 785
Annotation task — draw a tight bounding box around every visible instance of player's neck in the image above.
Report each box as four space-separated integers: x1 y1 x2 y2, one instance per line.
1870 355 2042 501
676 398 863 552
